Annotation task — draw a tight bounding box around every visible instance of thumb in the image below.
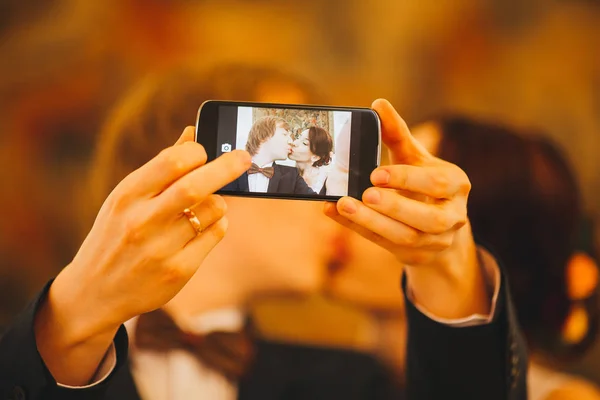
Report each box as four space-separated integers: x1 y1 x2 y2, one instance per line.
175 126 196 145
371 99 430 164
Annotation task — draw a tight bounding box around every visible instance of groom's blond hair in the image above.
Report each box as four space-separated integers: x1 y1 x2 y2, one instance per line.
245 116 290 156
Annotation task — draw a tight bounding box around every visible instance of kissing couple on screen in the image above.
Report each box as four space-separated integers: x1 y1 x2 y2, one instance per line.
223 116 350 196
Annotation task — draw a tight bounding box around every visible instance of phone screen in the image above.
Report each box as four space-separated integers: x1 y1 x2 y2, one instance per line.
196 101 380 200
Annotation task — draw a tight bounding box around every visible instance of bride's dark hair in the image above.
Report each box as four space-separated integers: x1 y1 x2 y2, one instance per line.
307 126 333 167
435 115 597 360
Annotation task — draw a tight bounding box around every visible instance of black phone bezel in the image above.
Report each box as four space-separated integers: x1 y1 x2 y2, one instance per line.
195 100 381 201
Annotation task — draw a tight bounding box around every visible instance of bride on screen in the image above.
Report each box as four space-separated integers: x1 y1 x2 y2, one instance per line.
289 126 333 193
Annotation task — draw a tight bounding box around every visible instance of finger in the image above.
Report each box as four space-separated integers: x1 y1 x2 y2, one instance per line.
174 126 196 145
325 209 450 266
325 205 399 255
335 197 421 247
371 99 431 165
334 197 453 250
370 164 468 199
121 136 208 198
158 149 251 215
362 187 466 234
177 194 228 240
323 201 339 217
167 216 229 279
139 195 227 267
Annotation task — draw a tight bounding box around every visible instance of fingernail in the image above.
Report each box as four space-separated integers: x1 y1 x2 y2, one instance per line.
340 199 357 214
363 189 381 204
371 169 390 185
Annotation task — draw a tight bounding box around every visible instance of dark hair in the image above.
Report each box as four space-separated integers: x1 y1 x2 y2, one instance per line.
307 126 332 167
434 116 587 355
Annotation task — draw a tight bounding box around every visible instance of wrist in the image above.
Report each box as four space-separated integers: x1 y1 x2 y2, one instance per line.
33 266 121 386
404 222 490 318
36 265 121 350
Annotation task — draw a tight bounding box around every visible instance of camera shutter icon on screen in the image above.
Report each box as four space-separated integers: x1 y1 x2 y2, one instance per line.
221 143 233 153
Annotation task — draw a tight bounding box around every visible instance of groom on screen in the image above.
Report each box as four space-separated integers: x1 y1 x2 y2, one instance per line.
223 116 316 195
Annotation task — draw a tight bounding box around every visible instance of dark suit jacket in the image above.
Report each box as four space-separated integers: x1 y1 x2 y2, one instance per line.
223 164 316 195
319 181 327 196
105 339 402 400
0 265 527 400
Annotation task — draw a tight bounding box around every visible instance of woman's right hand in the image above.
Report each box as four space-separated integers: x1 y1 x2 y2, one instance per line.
34 127 251 385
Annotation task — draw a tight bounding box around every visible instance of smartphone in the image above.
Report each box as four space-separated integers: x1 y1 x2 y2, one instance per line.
195 100 381 201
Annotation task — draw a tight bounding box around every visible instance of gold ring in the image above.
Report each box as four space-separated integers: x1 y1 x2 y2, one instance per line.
183 208 203 233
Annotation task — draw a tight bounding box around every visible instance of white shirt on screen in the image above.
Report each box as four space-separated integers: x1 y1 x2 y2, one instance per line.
247 161 273 193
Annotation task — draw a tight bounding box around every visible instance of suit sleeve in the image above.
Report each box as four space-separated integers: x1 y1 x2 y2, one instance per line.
293 170 317 195
402 259 528 400
0 280 129 400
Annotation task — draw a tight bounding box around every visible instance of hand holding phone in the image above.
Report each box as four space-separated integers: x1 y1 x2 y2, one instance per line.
324 99 474 268
195 101 381 200
323 99 489 319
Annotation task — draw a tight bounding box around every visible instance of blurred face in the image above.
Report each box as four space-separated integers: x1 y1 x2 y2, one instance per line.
219 197 341 295
324 227 406 311
289 129 316 163
261 123 292 161
167 197 342 318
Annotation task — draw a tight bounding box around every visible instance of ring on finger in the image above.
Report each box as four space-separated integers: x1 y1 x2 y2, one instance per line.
183 208 203 234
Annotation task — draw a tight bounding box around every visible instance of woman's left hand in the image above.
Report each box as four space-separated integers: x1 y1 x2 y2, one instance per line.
325 99 489 318
325 99 471 268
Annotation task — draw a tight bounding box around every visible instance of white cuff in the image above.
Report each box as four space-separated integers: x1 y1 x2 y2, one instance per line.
56 343 117 389
407 247 501 327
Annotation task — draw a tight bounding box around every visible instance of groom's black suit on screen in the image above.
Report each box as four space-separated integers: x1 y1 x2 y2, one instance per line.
223 164 316 195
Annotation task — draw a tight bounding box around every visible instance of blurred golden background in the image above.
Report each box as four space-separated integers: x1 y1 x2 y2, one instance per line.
0 0 599 382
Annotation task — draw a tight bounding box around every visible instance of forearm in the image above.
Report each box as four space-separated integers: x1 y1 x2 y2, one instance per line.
34 270 120 386
405 222 491 319
1 279 129 399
